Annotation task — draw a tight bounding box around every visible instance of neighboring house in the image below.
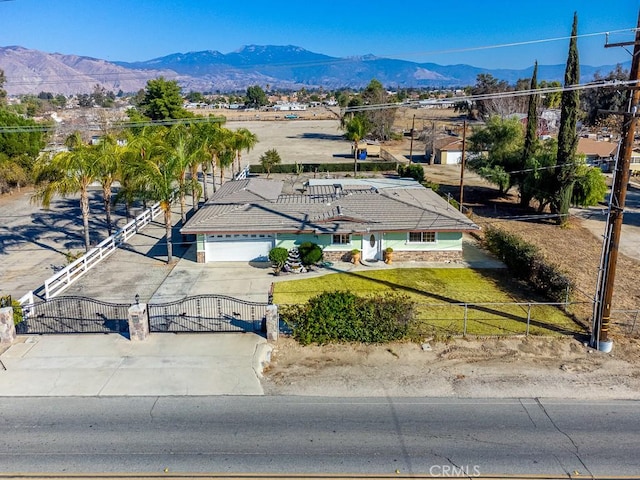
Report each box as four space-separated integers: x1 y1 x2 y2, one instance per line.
631 149 640 174
577 137 618 172
430 136 464 165
181 177 479 263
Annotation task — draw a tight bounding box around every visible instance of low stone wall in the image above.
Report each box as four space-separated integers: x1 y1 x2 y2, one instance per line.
391 250 462 262
322 250 462 263
322 251 352 262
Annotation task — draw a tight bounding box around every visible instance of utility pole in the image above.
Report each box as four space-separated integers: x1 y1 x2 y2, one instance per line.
459 120 467 211
591 10 640 352
409 114 416 163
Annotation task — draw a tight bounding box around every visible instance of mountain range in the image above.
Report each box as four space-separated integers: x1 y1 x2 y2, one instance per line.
0 44 630 96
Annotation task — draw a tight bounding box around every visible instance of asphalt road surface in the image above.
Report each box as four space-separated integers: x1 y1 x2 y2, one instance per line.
1 396 639 477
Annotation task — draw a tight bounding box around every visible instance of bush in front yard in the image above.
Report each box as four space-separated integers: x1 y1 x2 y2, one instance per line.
483 226 572 303
281 291 415 345
268 247 289 274
298 242 323 266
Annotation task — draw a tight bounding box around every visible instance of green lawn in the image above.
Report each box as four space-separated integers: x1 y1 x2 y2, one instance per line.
272 268 582 337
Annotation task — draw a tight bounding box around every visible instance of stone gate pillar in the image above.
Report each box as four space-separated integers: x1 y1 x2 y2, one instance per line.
0 307 16 345
128 303 149 341
265 304 279 342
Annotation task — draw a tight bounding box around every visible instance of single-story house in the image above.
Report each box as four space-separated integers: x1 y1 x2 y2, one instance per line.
181 177 479 263
577 137 618 172
630 149 640 174
430 136 464 165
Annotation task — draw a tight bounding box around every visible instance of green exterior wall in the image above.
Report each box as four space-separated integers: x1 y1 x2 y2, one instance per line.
197 234 205 253
274 232 461 252
383 231 462 251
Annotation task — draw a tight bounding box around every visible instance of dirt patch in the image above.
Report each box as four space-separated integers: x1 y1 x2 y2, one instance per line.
263 335 640 398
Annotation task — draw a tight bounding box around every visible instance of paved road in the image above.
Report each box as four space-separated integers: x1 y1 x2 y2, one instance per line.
1 396 638 477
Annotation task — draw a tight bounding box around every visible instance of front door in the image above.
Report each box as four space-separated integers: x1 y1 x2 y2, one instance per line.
362 232 381 261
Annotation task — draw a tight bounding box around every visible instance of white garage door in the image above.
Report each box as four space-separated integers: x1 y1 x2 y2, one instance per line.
205 234 273 262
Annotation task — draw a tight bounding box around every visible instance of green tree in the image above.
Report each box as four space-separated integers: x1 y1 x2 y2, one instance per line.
571 162 607 207
520 61 539 207
245 85 268 108
0 108 47 159
470 73 511 119
467 116 524 194
259 148 282 178
360 79 394 141
581 65 628 133
551 12 580 226
186 91 206 103
32 133 99 251
539 80 562 108
138 77 192 121
0 69 6 106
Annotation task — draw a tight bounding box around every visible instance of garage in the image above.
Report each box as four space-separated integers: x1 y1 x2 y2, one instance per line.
205 234 274 262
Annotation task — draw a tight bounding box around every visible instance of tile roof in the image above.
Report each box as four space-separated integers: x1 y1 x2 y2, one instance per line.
181 178 479 235
577 137 618 158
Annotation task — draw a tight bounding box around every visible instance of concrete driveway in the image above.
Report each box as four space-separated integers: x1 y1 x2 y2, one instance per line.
0 332 269 396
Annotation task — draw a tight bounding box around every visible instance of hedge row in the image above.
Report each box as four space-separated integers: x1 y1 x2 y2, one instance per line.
281 291 415 345
249 161 398 174
483 226 572 303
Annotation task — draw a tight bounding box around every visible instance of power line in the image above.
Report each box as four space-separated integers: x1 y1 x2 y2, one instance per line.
344 79 638 113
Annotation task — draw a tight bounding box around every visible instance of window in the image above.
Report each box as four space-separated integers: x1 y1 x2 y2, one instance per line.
408 231 436 243
332 234 351 245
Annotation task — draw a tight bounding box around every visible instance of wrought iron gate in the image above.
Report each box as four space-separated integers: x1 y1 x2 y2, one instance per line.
147 294 267 333
17 296 130 334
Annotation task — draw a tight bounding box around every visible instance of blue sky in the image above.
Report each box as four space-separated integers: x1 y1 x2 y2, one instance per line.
1 0 638 69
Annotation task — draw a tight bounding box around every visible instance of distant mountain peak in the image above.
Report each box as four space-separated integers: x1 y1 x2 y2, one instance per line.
0 44 630 95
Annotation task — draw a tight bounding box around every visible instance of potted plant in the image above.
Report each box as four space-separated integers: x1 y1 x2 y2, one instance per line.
384 247 394 264
350 249 361 264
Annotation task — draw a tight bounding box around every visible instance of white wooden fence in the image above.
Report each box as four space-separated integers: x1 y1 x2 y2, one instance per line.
20 203 163 305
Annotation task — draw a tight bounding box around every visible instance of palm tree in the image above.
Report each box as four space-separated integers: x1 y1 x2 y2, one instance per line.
160 124 201 224
93 134 122 235
232 127 258 175
213 127 237 187
124 131 185 264
259 148 282 179
343 116 369 177
116 127 161 218
32 132 99 252
191 120 225 203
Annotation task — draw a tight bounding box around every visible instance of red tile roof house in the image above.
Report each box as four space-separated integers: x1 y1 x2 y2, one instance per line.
181 178 480 264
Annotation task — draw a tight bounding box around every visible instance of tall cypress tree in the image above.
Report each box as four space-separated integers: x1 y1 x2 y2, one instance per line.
552 12 580 225
520 61 539 207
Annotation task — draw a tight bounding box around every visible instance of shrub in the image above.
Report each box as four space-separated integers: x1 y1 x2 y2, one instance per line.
397 163 425 182
249 161 398 175
12 300 23 326
268 247 289 273
281 291 415 345
483 226 572 302
298 242 323 266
